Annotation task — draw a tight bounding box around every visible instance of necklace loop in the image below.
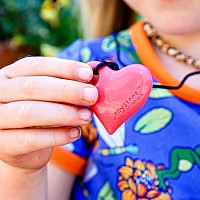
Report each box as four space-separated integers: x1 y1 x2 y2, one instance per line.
93 61 120 75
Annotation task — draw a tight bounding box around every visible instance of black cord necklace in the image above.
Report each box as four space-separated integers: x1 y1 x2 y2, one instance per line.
93 61 200 90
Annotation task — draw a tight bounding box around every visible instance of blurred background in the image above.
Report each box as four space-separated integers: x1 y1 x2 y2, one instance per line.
0 0 81 68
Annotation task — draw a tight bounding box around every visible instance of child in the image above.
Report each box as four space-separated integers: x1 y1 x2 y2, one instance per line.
0 0 200 199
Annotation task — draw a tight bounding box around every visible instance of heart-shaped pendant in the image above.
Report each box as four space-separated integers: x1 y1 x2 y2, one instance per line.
88 61 153 135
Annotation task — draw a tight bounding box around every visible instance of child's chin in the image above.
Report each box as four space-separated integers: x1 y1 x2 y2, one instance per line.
149 17 199 35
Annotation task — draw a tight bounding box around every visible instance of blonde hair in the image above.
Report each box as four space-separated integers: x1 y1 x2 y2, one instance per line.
78 0 135 39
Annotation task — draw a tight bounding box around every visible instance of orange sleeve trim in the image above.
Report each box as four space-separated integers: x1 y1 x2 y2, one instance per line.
50 146 87 175
129 21 200 104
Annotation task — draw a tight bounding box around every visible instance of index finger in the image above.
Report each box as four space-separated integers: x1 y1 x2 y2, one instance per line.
0 57 93 82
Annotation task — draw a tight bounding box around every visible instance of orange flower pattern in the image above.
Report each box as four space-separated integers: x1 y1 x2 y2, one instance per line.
117 157 172 200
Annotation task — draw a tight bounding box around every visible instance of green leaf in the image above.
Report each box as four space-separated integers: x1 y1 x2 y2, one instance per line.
101 36 116 52
150 88 173 99
80 47 92 63
97 182 116 200
40 43 61 56
117 30 132 47
134 107 173 134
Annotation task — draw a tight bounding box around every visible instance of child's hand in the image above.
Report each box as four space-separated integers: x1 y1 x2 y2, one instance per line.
0 57 98 171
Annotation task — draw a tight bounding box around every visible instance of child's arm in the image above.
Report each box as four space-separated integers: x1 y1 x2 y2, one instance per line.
0 161 76 200
0 159 47 200
47 163 76 200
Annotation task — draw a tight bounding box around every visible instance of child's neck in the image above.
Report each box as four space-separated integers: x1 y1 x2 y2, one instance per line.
153 31 200 89
160 31 200 59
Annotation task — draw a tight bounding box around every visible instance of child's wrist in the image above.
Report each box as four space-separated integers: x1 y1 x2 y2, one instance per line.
0 160 47 200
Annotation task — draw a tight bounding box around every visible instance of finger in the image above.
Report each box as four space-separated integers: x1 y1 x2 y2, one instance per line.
0 127 81 156
0 57 93 82
0 76 98 105
0 101 92 129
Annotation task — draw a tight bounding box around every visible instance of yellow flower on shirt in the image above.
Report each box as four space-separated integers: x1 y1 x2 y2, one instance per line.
117 157 172 200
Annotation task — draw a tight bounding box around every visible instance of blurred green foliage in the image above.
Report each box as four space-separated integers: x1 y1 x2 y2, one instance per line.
0 0 81 56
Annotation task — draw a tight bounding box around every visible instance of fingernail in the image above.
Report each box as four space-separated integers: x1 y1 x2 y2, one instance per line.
77 66 92 81
78 108 92 121
82 87 98 103
69 127 81 139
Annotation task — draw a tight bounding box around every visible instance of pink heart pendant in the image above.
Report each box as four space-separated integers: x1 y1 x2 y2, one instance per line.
88 61 153 135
